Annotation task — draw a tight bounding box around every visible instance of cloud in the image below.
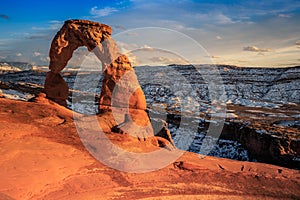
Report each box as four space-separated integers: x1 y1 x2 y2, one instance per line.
26 34 51 40
31 20 63 31
194 13 236 25
295 41 300 45
33 52 41 57
90 6 118 17
113 25 127 31
149 56 186 65
278 14 292 18
214 13 235 25
0 14 9 20
125 32 139 37
39 56 50 63
125 52 139 66
48 20 64 30
141 45 155 51
16 53 22 57
243 46 272 52
216 35 222 40
135 46 175 55
49 20 63 24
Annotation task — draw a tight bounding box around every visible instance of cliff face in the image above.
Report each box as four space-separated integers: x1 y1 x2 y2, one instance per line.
136 65 300 168
219 65 300 104
137 65 300 107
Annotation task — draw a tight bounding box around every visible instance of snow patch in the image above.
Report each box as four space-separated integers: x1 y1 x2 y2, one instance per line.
1 89 34 101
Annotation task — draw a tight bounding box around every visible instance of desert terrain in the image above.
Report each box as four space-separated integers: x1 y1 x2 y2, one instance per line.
0 96 299 199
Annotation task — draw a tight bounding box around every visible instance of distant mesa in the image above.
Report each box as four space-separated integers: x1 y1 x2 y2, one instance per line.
0 62 34 75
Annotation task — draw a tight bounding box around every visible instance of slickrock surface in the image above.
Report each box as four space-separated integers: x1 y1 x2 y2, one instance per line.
0 97 299 200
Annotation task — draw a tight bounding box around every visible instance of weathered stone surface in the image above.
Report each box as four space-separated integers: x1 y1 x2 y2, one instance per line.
1 97 300 199
49 19 112 73
98 54 147 112
151 118 175 147
44 19 166 141
44 71 69 106
44 19 112 106
45 19 148 112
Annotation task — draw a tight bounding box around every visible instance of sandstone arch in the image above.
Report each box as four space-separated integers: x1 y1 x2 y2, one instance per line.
44 19 146 111
44 19 167 142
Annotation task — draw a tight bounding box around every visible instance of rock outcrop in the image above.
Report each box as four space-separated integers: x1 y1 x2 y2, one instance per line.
44 71 69 106
1 97 300 199
48 20 112 73
44 19 112 105
44 19 173 143
220 119 300 169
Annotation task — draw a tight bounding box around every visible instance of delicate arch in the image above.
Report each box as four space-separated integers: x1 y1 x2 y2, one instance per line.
49 19 112 73
44 19 145 111
44 19 174 145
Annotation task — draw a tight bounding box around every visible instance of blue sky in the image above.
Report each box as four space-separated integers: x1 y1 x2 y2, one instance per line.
1 0 300 67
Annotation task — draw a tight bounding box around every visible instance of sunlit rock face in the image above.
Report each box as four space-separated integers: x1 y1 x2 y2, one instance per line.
48 19 112 73
45 19 111 105
44 19 174 144
45 19 147 111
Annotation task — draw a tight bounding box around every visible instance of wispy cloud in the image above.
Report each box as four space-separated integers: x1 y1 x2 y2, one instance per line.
32 20 63 31
113 25 127 31
90 6 118 17
26 34 51 40
192 12 238 25
33 52 41 57
278 14 292 18
149 56 186 65
211 55 220 59
214 13 236 25
243 46 272 52
0 14 9 20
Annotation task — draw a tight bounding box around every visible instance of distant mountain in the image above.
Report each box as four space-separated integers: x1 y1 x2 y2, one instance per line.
137 64 300 105
0 62 33 73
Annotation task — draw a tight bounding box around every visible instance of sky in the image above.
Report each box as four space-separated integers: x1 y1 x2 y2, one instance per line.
0 0 300 67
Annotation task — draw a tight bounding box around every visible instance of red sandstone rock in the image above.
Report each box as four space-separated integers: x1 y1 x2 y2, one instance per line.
44 19 158 140
44 19 112 105
44 71 69 106
49 19 112 73
1 97 299 199
45 19 147 112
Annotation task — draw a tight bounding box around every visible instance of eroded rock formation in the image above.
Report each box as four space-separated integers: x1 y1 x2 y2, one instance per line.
44 19 112 105
48 20 112 73
44 19 174 144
